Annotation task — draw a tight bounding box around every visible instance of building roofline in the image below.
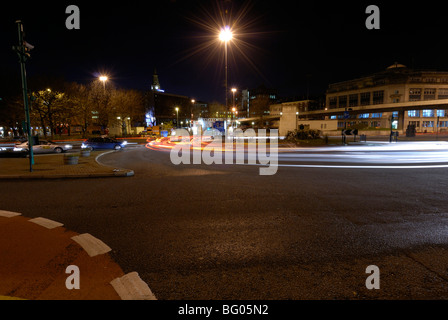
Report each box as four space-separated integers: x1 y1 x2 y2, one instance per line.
328 65 448 89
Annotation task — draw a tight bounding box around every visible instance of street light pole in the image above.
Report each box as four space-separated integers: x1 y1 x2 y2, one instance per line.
390 113 397 143
231 88 237 128
175 107 179 128
191 100 195 128
219 26 233 115
13 20 34 172
437 115 440 141
225 41 228 111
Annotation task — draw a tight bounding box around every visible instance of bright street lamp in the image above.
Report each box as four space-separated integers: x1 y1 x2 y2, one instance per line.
99 76 108 91
219 26 233 42
175 107 179 128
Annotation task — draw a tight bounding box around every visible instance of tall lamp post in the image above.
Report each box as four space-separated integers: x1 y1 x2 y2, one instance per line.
175 107 179 128
191 99 195 128
13 20 34 172
219 26 233 112
231 88 237 128
231 88 237 107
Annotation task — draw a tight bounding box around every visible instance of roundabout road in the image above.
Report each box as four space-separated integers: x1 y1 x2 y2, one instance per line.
1 145 448 299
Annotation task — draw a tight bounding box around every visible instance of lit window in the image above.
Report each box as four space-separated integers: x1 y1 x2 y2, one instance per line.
408 110 420 117
422 110 434 117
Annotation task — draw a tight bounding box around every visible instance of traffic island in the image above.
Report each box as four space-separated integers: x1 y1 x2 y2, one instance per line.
0 210 155 300
0 151 134 179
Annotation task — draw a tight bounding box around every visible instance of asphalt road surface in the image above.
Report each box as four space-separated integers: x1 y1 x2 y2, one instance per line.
2 144 448 300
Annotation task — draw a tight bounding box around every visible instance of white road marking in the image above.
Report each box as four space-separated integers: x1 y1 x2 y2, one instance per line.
0 210 21 218
29 217 63 229
71 233 112 257
110 272 157 300
276 164 448 169
246 163 448 169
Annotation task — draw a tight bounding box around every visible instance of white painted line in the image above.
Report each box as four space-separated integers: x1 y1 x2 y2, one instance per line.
275 164 448 169
0 210 21 218
95 150 115 164
71 233 112 257
110 272 157 300
29 217 64 229
241 163 448 170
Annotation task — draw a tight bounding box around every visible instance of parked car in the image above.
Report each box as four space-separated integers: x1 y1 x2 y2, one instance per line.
15 140 73 154
0 146 28 158
81 137 127 150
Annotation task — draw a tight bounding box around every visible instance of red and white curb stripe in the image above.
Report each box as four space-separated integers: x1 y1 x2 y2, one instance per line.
29 217 64 229
0 210 21 218
0 209 156 300
71 233 112 257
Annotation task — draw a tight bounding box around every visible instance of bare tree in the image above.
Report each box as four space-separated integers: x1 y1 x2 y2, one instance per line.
110 89 145 135
64 82 93 138
88 80 113 131
249 96 271 127
0 95 25 137
207 101 226 118
30 89 67 139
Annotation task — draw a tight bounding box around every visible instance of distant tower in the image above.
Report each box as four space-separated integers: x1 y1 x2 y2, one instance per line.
151 68 163 92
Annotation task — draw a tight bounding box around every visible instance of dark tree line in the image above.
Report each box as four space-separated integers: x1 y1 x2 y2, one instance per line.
0 73 145 139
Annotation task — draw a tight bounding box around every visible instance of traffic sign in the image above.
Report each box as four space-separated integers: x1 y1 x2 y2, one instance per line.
343 129 358 136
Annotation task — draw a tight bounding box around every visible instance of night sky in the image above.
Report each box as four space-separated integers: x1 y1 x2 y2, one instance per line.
2 1 448 103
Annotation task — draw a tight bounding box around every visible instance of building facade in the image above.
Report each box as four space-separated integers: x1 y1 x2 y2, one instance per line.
145 69 194 127
325 63 448 133
240 85 280 118
269 100 321 136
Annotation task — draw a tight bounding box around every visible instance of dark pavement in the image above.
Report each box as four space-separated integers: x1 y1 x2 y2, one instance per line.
1 144 448 299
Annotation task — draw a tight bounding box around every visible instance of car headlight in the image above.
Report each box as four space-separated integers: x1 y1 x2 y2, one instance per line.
122 141 128 146
81 143 87 149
